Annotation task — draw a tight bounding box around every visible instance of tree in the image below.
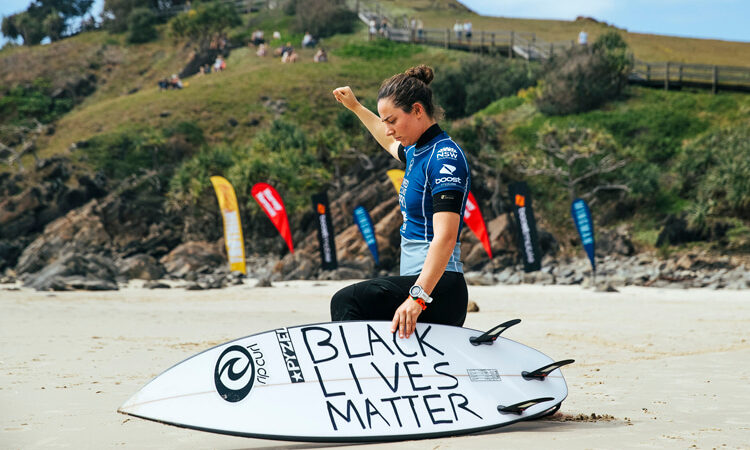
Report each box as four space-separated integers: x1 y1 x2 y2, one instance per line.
126 7 158 43
521 124 629 205
42 10 66 42
1 0 95 44
14 12 46 46
169 1 241 52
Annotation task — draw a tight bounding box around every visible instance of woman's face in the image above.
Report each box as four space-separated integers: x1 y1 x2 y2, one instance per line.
377 98 428 147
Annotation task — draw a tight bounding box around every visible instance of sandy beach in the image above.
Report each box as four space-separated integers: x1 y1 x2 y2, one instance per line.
1 281 749 449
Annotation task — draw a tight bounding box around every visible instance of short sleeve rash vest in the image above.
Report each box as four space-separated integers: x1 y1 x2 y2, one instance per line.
397 124 471 275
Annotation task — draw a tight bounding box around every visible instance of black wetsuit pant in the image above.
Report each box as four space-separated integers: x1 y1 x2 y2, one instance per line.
330 271 468 327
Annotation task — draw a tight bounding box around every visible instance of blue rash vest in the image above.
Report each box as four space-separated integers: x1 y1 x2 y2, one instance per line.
397 124 471 276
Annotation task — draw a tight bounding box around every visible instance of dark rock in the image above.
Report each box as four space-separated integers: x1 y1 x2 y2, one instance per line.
656 215 707 246
597 226 635 257
117 254 165 280
467 301 479 312
160 111 171 118
465 271 496 286
160 241 225 278
0 240 25 272
228 118 238 127
255 277 273 287
538 229 559 258
144 280 171 289
184 282 203 290
22 252 118 291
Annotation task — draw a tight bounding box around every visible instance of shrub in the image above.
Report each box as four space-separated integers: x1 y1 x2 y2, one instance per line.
335 39 423 59
81 122 204 179
432 57 538 119
126 7 158 44
536 31 632 115
286 0 357 38
0 78 73 125
676 126 750 221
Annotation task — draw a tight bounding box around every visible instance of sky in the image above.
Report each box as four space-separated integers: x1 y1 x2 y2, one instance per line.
1 0 749 46
458 0 750 42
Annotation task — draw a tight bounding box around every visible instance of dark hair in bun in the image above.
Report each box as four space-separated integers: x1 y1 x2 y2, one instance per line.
378 65 437 118
404 65 434 85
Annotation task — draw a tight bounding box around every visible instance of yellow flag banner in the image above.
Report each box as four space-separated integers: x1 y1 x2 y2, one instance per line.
386 169 405 194
210 176 246 274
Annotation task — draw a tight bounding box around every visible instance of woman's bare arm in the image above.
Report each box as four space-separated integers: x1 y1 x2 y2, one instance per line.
332 86 401 160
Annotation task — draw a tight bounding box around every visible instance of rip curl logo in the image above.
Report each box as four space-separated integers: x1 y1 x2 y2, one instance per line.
439 164 457 175
436 148 458 160
214 345 255 403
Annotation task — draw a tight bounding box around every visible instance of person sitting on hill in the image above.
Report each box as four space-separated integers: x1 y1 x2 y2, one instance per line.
170 74 183 89
273 30 281 40
214 55 226 72
313 47 328 63
280 42 294 57
256 42 268 57
158 78 170 90
302 32 316 48
252 30 265 46
282 48 298 63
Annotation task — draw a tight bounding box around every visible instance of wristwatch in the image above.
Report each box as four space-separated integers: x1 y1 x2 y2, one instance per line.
409 285 433 304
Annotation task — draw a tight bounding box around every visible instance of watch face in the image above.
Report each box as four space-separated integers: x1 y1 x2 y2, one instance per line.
409 286 421 297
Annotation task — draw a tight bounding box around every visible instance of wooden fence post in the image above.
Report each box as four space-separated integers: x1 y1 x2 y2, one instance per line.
445 28 450 49
480 31 484 53
712 66 718 94
508 32 512 58
679 65 683 85
665 62 670 91
646 64 651 83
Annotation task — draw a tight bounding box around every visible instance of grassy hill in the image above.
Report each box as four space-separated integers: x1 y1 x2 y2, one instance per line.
1 2 749 257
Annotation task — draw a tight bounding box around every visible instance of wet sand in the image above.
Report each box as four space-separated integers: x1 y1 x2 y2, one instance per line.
1 281 749 449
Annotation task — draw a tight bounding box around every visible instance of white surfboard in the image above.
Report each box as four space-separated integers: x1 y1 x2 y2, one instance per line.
119 320 570 442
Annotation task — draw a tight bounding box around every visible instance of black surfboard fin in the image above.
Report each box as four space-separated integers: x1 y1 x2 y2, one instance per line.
522 359 575 380
529 403 561 420
497 397 555 415
469 319 521 346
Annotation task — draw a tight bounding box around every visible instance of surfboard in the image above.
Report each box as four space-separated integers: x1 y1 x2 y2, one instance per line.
118 320 571 442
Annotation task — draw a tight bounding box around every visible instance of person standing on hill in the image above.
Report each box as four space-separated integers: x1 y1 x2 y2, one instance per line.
330 65 471 339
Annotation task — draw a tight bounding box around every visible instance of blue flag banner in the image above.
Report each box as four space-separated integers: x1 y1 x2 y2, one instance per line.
571 198 596 273
353 205 379 266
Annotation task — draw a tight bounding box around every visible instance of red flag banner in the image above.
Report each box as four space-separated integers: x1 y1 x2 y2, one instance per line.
463 191 492 260
251 182 294 253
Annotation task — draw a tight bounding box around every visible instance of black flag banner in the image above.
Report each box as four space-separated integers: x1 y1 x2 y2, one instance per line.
508 182 542 272
311 191 338 270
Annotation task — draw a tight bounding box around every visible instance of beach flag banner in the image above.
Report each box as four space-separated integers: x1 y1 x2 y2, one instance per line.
353 205 379 266
386 169 405 193
311 191 337 270
463 191 493 260
571 198 596 273
209 176 246 274
509 182 542 272
251 182 294 254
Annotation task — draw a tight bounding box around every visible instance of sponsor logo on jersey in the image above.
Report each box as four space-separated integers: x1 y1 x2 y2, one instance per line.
436 147 458 160
439 164 457 175
435 176 462 184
